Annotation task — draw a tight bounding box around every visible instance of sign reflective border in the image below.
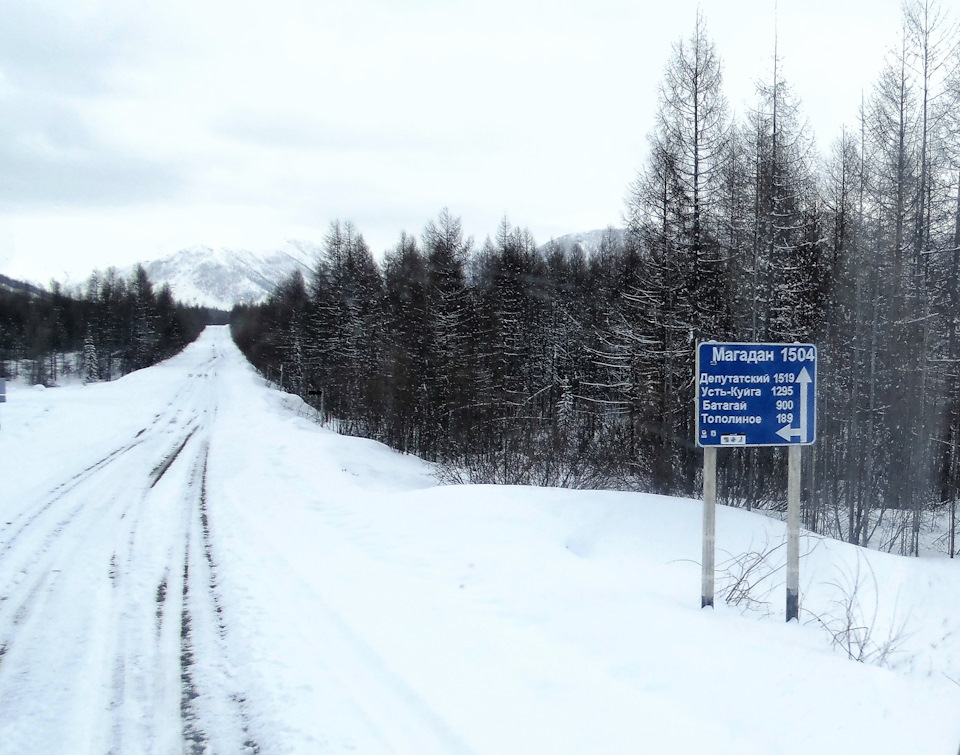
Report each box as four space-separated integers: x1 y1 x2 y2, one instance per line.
696 342 817 447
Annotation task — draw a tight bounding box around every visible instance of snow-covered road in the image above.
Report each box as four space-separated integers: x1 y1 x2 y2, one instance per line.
0 327 474 753
3 326 960 754
0 335 258 752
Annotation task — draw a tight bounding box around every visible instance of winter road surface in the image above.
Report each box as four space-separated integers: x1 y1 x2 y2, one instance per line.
0 327 470 754
0 334 262 753
3 326 960 754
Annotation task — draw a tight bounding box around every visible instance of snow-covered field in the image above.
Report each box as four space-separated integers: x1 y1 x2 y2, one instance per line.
2 326 960 754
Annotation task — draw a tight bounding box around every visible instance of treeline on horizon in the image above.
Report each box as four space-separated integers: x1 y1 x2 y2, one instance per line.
233 0 960 555
0 265 223 385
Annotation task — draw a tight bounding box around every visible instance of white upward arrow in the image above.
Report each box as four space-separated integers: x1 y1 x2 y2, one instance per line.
776 367 812 443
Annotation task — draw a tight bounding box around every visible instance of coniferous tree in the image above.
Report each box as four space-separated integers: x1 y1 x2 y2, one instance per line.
310 220 384 436
221 3 960 551
422 209 473 459
745 47 827 343
82 327 100 383
619 13 731 494
382 232 430 453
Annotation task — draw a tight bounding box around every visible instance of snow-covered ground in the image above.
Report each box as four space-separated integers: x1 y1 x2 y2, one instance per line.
2 326 960 754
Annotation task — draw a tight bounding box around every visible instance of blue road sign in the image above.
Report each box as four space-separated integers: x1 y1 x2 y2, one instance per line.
696 342 817 447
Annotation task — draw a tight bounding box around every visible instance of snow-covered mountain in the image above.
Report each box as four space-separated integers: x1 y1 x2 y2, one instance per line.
117 229 630 311
540 227 626 256
0 272 46 296
126 241 318 311
123 230 633 311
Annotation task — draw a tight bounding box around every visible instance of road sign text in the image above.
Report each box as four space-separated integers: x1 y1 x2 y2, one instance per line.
696 342 817 447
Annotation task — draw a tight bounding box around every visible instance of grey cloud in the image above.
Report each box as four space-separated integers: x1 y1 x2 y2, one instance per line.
0 148 182 210
0 95 183 210
214 111 437 153
0 3 144 96
0 3 186 210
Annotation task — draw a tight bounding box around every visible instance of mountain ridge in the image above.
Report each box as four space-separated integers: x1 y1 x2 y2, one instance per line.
541 227 626 254
122 241 318 310
6 229 627 311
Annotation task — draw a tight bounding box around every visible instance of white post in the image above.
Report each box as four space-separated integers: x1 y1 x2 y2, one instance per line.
702 446 717 609
786 444 801 622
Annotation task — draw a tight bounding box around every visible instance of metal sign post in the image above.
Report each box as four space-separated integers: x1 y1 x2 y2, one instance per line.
787 445 801 620
695 342 817 621
702 446 717 608
0 378 5 430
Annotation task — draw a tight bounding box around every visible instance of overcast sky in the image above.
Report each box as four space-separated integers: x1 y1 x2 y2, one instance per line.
0 0 906 284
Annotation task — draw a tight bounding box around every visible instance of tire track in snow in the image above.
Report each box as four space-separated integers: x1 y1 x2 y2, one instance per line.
149 425 200 488
0 489 121 674
105 425 209 753
156 570 169 639
0 380 200 558
0 463 162 751
180 534 207 754
179 445 260 753
0 426 201 645
0 380 206 751
0 336 259 752
0 439 144 553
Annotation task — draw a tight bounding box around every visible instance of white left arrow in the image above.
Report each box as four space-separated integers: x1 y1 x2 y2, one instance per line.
776 367 812 443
